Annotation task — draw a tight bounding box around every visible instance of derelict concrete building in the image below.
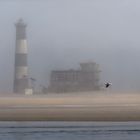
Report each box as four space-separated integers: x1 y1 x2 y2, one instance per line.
13 19 29 93
48 62 101 93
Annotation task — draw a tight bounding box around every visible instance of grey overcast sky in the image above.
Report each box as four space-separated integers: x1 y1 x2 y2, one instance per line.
0 0 140 92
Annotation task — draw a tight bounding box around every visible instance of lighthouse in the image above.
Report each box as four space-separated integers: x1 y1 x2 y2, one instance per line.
13 19 29 94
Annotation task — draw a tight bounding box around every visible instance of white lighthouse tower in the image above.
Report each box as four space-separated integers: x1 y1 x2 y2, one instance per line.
13 19 29 94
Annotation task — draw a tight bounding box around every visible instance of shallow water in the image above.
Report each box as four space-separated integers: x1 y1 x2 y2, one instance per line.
0 122 140 140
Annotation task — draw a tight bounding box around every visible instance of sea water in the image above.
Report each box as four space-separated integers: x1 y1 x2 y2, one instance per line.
0 122 140 140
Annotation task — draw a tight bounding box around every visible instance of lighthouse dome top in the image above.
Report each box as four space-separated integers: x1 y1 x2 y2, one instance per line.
15 18 26 27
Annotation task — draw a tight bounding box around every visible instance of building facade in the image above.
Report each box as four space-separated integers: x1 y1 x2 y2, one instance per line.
48 62 101 93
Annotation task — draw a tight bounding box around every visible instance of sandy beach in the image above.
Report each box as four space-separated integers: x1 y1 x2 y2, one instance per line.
0 92 140 121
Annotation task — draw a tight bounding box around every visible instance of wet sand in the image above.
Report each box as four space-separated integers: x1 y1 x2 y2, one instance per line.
0 92 140 121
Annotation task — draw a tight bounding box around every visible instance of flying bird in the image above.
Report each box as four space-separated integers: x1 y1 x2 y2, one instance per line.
105 82 112 88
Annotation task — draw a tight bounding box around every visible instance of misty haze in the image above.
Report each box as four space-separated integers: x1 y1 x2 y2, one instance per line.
1 1 140 140
0 0 140 93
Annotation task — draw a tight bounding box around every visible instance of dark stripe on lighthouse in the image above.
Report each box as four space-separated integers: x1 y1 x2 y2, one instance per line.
15 54 28 66
16 24 26 39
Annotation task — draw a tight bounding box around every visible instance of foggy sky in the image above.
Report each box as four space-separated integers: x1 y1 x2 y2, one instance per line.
0 0 140 92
